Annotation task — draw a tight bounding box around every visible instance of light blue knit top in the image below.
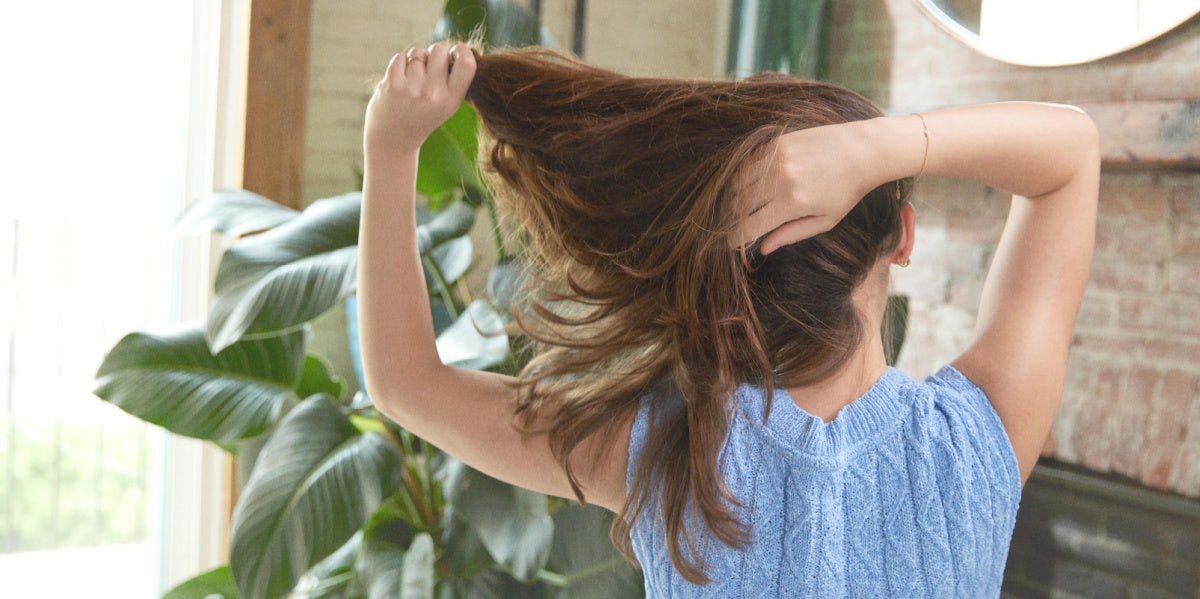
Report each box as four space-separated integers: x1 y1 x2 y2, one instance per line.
627 366 1022 598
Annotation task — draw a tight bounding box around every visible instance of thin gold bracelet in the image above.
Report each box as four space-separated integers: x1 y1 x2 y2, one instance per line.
897 113 931 201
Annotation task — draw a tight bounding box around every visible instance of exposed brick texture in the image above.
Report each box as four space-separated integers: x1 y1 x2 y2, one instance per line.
827 0 1200 502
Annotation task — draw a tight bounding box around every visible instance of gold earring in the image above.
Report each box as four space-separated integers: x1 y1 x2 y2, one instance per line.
898 257 911 268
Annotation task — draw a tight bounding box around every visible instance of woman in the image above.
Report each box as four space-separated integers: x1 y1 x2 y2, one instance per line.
358 43 1098 597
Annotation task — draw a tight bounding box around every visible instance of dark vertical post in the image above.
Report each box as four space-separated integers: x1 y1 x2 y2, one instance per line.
727 0 745 76
573 0 587 57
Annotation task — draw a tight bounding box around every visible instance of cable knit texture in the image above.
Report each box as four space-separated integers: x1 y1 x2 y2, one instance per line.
627 366 1022 598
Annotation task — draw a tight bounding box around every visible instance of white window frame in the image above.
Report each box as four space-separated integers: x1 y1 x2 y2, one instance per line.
155 0 250 592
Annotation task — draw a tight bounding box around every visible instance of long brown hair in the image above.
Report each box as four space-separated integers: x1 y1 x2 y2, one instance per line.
465 47 909 584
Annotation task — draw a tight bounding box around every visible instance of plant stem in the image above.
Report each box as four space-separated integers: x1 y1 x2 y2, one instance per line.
403 457 436 527
419 437 439 520
422 254 461 320
536 570 569 587
383 421 407 456
382 421 436 525
455 277 473 305
536 557 628 587
484 195 507 261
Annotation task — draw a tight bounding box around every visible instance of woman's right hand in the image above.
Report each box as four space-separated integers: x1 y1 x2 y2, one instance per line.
364 43 476 159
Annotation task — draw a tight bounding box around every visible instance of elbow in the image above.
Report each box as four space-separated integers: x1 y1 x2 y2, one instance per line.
361 359 443 419
361 371 400 419
361 371 394 411
1060 104 1101 167
1075 109 1100 165
1030 105 1101 201
1073 109 1101 209
362 375 420 428
1044 102 1100 158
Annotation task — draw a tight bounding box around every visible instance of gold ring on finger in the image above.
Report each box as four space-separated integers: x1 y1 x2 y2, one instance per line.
405 47 428 63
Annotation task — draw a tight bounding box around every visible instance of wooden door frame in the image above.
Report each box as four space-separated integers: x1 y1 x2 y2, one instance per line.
242 0 311 209
223 0 312 553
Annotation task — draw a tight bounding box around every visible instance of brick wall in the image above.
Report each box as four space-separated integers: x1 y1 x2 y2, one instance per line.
826 0 1200 500
826 2 1200 595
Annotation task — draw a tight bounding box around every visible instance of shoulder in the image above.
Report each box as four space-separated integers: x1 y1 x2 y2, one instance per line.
921 365 1008 434
924 364 987 402
919 365 1022 489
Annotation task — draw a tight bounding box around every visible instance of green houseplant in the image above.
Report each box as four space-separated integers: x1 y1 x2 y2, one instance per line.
94 2 643 598
99 188 641 599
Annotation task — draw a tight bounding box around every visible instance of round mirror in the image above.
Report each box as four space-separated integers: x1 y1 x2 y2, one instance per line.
915 0 1200 66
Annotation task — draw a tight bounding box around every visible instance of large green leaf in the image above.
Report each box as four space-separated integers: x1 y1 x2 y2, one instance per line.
435 300 509 371
162 565 241 599
297 353 347 401
358 497 418 599
416 201 476 256
435 0 552 49
440 570 547 599
440 458 553 582
230 395 403 599
94 325 307 442
360 502 435 599
544 505 644 599
401 533 436 599
175 190 300 237
440 104 479 174
293 533 363 599
417 103 482 200
208 193 361 352
439 509 496 583
426 237 473 289
210 195 478 353
236 430 273 489
486 257 524 313
419 203 477 320
362 543 412 599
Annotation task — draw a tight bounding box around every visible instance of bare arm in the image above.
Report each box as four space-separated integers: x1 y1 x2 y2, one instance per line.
915 105 1099 485
358 44 629 510
739 103 1100 483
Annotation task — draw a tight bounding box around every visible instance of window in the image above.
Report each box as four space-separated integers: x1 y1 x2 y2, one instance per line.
0 1 246 596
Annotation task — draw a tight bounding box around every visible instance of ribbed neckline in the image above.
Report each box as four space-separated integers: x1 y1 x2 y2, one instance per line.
732 367 914 458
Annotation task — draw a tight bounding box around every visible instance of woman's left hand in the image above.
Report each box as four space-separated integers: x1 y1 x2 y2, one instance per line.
731 120 881 254
364 43 477 158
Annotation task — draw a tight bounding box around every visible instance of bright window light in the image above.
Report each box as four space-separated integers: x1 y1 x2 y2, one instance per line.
0 2 216 598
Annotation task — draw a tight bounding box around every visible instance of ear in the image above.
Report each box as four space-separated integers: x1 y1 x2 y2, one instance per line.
891 202 917 265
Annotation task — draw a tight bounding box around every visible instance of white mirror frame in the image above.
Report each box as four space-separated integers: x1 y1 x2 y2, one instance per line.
914 0 1200 67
